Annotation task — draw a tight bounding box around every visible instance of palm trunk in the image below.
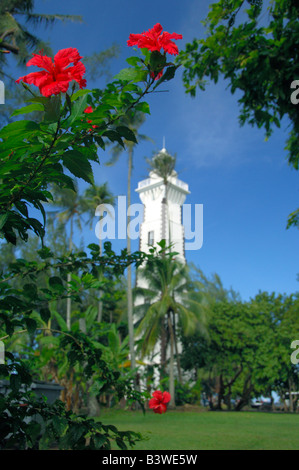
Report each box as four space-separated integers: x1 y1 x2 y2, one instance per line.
160 321 167 381
127 146 136 377
66 217 73 330
172 311 182 383
167 311 176 408
97 220 103 322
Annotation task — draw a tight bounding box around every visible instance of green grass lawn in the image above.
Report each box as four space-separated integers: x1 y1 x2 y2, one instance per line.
99 408 299 450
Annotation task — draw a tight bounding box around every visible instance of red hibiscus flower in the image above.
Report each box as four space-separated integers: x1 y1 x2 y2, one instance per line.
84 106 93 115
127 23 182 55
84 106 98 130
16 48 87 97
149 390 171 414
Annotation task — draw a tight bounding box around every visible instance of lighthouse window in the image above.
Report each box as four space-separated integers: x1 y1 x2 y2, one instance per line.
148 231 154 246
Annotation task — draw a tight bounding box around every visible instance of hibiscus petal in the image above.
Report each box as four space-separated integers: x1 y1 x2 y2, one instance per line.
54 48 83 70
162 391 171 404
127 33 143 46
154 403 167 414
64 62 86 86
149 397 161 409
16 71 49 86
127 24 182 55
27 53 53 73
16 47 86 97
164 32 183 40
41 80 70 97
152 390 163 401
161 42 179 55
152 23 163 35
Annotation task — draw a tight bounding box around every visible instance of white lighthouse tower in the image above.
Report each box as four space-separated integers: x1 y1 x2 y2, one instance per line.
134 146 191 393
135 146 190 262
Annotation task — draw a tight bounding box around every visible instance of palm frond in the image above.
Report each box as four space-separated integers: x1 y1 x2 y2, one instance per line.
25 13 83 25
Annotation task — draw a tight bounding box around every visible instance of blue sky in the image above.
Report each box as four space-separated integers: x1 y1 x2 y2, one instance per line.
9 0 299 300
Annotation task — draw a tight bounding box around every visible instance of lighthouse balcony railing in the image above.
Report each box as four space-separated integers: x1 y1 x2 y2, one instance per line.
138 177 188 192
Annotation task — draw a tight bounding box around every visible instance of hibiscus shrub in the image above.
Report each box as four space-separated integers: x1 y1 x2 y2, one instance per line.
0 24 182 449
149 390 171 414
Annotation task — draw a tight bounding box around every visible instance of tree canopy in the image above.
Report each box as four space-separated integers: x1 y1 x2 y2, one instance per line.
177 0 299 227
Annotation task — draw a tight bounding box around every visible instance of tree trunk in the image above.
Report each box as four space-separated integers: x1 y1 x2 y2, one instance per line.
235 374 253 411
97 220 104 322
288 377 295 412
167 311 176 408
224 387 232 411
66 217 73 330
160 320 167 381
127 147 137 384
215 375 224 410
172 311 182 383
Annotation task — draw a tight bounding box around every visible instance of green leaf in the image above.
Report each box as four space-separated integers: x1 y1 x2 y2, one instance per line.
40 307 51 324
24 317 37 337
93 434 108 449
65 93 72 115
70 89 91 102
0 120 40 138
88 243 99 253
116 126 138 143
135 101 150 114
0 213 8 230
11 102 44 116
27 422 42 446
102 130 124 148
153 65 179 90
115 437 127 450
114 68 148 83
51 310 68 331
108 330 119 355
52 415 68 435
25 96 48 105
49 276 64 290
44 95 61 122
23 283 38 299
64 94 89 127
10 373 21 392
37 247 54 259
150 51 167 71
126 56 142 67
68 424 86 443
62 150 94 184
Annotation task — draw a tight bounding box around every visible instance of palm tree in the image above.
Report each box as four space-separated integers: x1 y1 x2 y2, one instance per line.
146 148 176 249
0 0 82 67
107 110 153 384
81 183 115 322
134 254 207 408
48 183 85 330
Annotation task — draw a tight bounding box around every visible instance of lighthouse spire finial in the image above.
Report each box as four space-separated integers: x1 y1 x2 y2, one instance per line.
162 136 166 152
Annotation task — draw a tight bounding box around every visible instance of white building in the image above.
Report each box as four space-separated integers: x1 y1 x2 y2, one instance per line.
134 147 191 389
135 147 190 263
